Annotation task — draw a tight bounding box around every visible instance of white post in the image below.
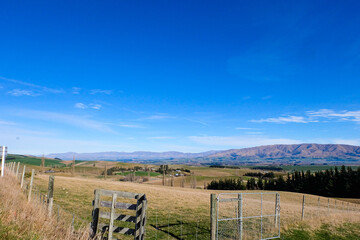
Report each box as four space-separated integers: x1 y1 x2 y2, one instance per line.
21 165 26 188
28 169 35 202
1 146 6 177
16 162 20 179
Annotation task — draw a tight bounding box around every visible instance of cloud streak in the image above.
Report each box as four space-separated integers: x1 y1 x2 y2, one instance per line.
74 103 102 110
307 109 360 122
189 135 302 148
251 116 314 123
90 89 113 95
14 110 114 133
251 109 360 124
0 76 64 94
7 89 38 96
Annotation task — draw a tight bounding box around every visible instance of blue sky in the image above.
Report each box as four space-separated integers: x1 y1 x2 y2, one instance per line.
1 0 360 154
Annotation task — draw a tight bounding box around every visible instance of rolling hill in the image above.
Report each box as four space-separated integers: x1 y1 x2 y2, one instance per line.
209 143 360 159
44 144 360 165
46 150 219 161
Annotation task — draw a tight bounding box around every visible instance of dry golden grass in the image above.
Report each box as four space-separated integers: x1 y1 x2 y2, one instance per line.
29 173 360 239
7 160 359 239
0 174 90 240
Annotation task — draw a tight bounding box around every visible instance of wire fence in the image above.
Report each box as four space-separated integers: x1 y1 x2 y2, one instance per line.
3 160 360 240
4 161 90 231
216 193 280 240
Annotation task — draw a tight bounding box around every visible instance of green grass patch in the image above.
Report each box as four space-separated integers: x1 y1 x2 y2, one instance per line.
5 154 65 167
0 218 39 240
115 171 161 177
281 223 360 240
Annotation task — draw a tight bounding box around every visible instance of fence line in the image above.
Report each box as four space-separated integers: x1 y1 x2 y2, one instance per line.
4 161 90 231
4 160 360 240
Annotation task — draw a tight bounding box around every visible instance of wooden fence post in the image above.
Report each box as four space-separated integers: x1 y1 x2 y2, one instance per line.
104 163 107 180
275 193 279 226
108 193 117 240
162 171 165 186
91 190 101 237
1 146 5 177
210 194 217 240
301 195 305 220
47 175 55 217
16 162 20 179
238 193 243 240
28 169 35 202
21 165 26 188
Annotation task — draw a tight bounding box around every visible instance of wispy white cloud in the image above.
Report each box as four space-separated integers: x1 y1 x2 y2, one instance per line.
89 104 102 110
74 103 102 110
143 114 174 120
183 118 209 127
252 109 360 124
13 110 114 133
189 135 301 148
90 89 113 95
72 87 81 94
7 89 38 96
74 103 87 109
0 129 130 154
307 109 360 122
0 76 64 94
251 116 314 123
0 120 16 125
236 127 258 130
117 124 144 128
331 138 360 146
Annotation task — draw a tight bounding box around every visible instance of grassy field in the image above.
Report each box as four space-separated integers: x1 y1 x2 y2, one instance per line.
5 154 66 167
115 171 161 177
29 173 360 240
3 156 360 239
281 222 360 239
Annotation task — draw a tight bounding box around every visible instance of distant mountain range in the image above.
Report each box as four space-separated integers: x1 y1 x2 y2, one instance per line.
46 150 220 161
46 144 360 165
208 143 360 159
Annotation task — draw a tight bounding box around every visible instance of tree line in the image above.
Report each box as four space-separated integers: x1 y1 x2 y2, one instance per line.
207 166 360 198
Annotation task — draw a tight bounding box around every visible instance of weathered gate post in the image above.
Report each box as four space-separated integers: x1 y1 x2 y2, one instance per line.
47 175 55 216
21 165 26 188
108 193 118 240
238 193 243 240
210 194 217 240
0 146 6 177
274 193 280 226
301 195 305 220
16 162 20 179
28 169 35 202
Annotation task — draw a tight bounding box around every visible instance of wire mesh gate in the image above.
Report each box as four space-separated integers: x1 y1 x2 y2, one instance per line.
217 192 280 240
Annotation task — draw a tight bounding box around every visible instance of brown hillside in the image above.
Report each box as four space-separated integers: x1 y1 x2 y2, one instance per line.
209 143 360 159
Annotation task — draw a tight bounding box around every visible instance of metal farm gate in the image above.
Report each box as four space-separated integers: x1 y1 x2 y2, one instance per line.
217 193 280 240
